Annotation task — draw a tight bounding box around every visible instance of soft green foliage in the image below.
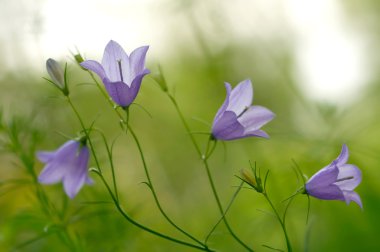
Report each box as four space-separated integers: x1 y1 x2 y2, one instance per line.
1 2 379 251
1 43 378 251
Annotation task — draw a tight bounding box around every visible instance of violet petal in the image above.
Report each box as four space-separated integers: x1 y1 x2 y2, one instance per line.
38 163 66 184
307 184 345 200
244 129 270 138
212 83 232 128
306 165 339 190
212 111 245 140
63 146 89 198
63 171 87 199
343 191 363 209
103 79 131 107
129 46 149 80
80 60 106 80
335 164 362 191
335 144 349 166
238 105 275 132
37 151 55 163
127 69 150 102
102 40 130 83
37 140 91 198
226 79 253 115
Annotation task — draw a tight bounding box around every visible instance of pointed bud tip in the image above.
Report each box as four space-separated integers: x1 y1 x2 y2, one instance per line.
45 58 69 95
46 59 64 86
240 169 257 187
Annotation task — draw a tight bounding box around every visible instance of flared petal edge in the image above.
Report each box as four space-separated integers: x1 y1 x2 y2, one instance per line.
343 190 363 209
226 79 253 115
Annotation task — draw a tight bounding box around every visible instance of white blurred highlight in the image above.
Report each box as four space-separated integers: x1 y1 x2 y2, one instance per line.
286 0 368 104
0 0 369 105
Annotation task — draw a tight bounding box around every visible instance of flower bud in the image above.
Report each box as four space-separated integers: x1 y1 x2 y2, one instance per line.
239 167 265 193
46 58 64 88
240 169 257 187
46 58 69 96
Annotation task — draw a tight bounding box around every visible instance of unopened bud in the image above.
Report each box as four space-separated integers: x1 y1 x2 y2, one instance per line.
46 58 65 89
46 58 69 96
240 169 257 187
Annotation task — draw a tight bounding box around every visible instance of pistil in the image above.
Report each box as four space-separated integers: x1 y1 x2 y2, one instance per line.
237 106 249 118
117 60 124 82
336 176 354 182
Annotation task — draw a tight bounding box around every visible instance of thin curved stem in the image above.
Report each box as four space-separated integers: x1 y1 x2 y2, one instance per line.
263 193 292 252
205 181 244 244
127 124 209 249
167 94 202 156
93 170 209 251
66 97 102 173
93 129 119 201
202 155 254 251
67 93 210 251
85 72 209 250
166 93 254 251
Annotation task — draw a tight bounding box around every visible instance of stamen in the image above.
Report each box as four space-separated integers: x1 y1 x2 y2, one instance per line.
237 106 249 118
336 176 354 182
117 59 124 82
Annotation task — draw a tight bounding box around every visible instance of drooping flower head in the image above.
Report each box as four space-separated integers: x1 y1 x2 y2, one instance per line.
80 40 150 108
305 144 362 208
37 139 92 198
212 79 275 140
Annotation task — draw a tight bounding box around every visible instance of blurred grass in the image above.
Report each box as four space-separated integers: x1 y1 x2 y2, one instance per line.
1 1 380 251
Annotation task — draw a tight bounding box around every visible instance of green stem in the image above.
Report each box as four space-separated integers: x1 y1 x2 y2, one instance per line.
166 93 254 251
263 193 292 252
66 96 102 173
202 156 254 251
167 94 202 156
95 130 119 201
93 170 210 251
205 181 244 244
5 124 78 250
85 73 210 250
127 124 209 249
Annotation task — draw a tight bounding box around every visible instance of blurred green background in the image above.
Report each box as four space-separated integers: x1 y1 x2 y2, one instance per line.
1 0 379 251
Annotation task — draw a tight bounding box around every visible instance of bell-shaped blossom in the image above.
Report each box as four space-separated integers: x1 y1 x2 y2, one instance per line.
305 144 362 208
37 140 92 198
212 79 275 140
80 40 150 108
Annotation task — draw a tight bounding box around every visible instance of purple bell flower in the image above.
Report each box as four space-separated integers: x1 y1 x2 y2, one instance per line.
212 79 275 140
80 40 150 108
37 140 92 198
305 144 363 208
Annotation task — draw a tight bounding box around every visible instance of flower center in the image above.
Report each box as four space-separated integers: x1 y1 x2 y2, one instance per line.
117 59 124 82
336 176 354 182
